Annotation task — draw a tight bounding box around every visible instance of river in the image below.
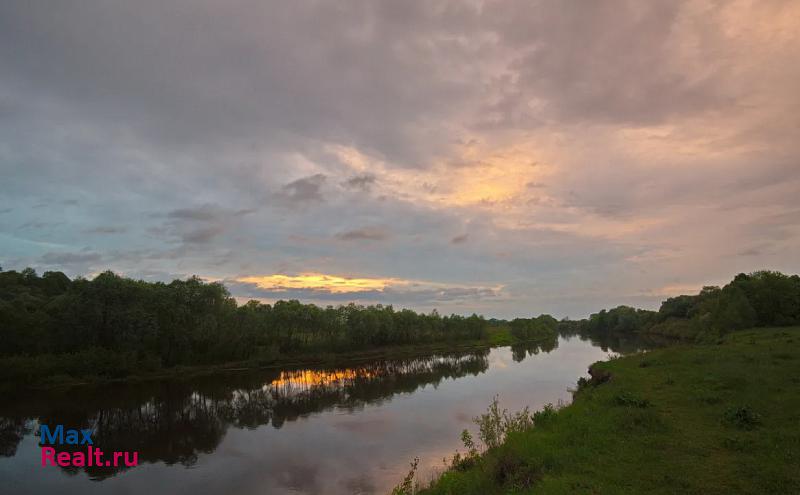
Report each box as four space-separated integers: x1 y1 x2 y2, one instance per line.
0 334 631 494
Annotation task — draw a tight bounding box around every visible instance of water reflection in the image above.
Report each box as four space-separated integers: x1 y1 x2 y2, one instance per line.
510 334 560 362
558 327 668 355
0 350 490 479
0 336 626 494
0 417 31 457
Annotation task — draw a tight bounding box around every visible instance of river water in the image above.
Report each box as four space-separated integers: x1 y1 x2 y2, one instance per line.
0 335 624 494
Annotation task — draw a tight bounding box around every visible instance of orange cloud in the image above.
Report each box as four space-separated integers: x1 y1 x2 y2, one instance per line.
235 273 505 303
237 273 401 294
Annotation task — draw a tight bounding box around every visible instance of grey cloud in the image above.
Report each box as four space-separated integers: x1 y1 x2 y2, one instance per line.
738 246 763 257
335 227 388 242
478 1 733 127
343 174 376 191
181 225 227 244
157 204 255 244
18 221 51 230
40 251 102 265
0 208 13 214
167 207 220 222
404 286 500 303
275 174 326 204
0 1 798 319
451 234 469 244
85 226 126 234
165 205 254 221
0 0 473 165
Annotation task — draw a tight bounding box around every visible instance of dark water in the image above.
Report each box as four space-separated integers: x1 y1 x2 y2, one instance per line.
0 336 620 494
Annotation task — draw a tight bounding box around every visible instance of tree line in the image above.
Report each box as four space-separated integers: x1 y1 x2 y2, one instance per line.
560 270 800 342
0 268 486 382
509 314 559 341
2 266 797 383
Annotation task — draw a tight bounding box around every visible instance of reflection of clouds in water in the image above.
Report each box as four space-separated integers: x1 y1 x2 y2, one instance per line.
340 474 377 495
0 349 491 481
332 417 393 436
453 411 471 424
277 461 321 493
488 347 511 369
0 338 621 494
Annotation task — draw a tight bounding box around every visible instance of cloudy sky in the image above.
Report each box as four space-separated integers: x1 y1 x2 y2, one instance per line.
1 0 798 318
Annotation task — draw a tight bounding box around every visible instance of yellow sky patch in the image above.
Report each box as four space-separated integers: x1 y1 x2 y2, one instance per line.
236 273 505 299
328 142 551 209
237 273 401 294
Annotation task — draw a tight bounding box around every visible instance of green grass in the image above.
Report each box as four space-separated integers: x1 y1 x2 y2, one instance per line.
419 327 800 494
487 325 516 346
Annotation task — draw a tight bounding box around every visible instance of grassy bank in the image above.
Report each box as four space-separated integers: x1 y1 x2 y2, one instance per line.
0 325 525 390
417 327 800 494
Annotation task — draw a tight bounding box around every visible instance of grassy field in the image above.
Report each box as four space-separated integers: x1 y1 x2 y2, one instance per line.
418 327 800 494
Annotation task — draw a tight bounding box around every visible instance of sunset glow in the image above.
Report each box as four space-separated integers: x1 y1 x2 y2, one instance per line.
3 2 799 493
237 274 398 294
1 0 798 317
267 369 373 389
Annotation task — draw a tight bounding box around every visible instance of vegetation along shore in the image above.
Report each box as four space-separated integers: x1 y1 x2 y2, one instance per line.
2 265 799 492
0 266 556 389
393 270 800 494
404 326 799 494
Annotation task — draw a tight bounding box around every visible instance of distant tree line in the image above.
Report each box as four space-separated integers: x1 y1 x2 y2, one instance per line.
0 268 486 382
560 271 800 341
509 314 558 341
3 267 798 383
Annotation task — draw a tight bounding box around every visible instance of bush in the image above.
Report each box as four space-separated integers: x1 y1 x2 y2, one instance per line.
487 447 542 489
723 406 761 430
474 396 534 450
613 392 651 408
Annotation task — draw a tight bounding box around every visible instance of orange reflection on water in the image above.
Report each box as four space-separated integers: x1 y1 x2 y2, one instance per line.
267 368 374 389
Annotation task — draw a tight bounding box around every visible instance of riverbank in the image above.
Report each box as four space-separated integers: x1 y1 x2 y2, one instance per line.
417 326 800 494
0 325 530 391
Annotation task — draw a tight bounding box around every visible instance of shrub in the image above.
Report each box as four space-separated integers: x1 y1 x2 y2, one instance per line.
533 403 558 425
613 392 651 408
723 406 761 430
474 396 534 451
391 457 419 495
488 447 542 489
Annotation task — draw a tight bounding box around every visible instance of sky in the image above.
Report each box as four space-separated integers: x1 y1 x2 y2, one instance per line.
1 0 799 319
